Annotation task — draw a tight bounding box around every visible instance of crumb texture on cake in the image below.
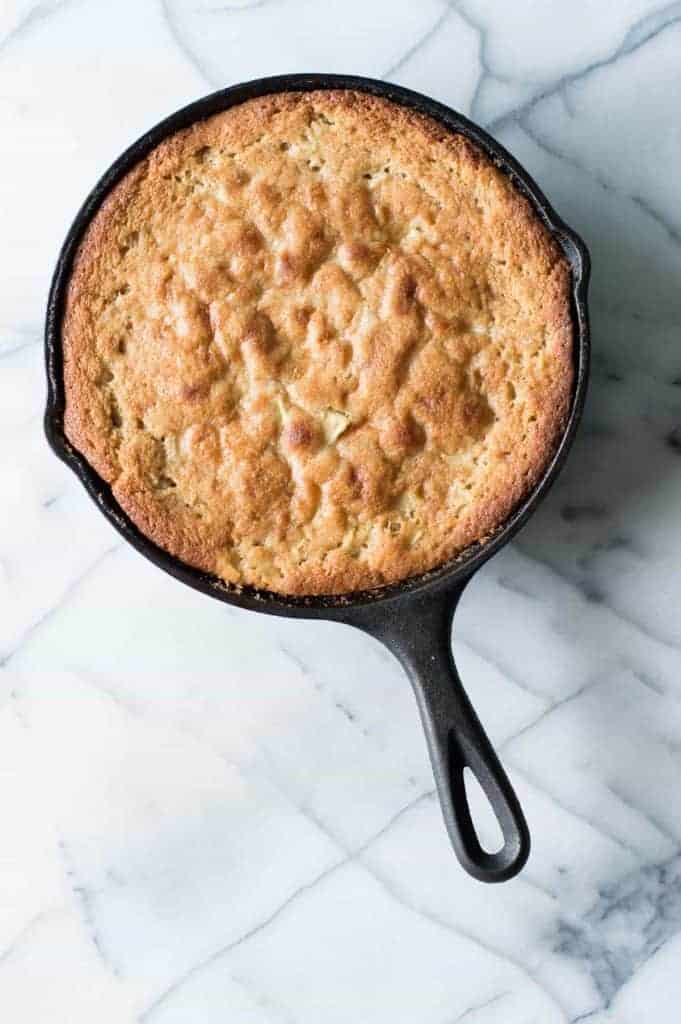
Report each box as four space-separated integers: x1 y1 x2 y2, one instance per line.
63 90 573 595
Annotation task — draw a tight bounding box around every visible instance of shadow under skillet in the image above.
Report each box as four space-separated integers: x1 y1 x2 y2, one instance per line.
500 121 681 589
455 121 681 1006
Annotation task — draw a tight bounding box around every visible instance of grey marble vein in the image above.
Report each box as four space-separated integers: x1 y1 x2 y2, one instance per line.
504 760 643 860
58 838 120 976
276 642 311 678
501 679 595 751
519 115 681 253
457 635 554 702
495 574 540 600
486 1 681 134
42 490 67 509
553 851 681 1009
575 537 637 574
630 668 666 698
450 1 520 122
0 325 40 358
621 0 681 50
229 969 298 1024
0 0 69 55
236 773 570 1018
383 4 454 79
630 192 681 246
0 544 120 668
356 853 570 1020
604 781 680 848
278 641 370 734
139 787 436 1021
77 672 156 722
450 991 510 1023
5 686 30 729
197 0 279 13
79 665 384 848
516 119 611 193
160 0 218 87
513 545 681 658
0 910 59 966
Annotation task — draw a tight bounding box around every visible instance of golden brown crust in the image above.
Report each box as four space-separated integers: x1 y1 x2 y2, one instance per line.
63 90 573 595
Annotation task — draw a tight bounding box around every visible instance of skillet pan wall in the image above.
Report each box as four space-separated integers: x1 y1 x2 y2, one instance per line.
45 74 591 882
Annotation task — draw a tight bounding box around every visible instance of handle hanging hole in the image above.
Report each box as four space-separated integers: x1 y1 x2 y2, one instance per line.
463 766 504 854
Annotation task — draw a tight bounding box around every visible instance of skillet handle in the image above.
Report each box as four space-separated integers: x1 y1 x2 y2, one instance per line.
366 584 529 882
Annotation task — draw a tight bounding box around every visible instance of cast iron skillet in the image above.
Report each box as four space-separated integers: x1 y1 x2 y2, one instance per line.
44 74 590 883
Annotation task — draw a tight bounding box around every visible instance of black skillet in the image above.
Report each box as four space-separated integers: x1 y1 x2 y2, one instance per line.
44 74 590 883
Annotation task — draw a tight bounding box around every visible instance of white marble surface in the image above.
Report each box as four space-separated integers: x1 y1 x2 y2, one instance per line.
2 1 681 1020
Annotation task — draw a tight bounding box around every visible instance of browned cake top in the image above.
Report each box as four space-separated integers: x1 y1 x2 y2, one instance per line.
63 90 573 595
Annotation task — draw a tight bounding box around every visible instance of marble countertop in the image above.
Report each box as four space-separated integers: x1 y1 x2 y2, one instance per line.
2 1 681 1020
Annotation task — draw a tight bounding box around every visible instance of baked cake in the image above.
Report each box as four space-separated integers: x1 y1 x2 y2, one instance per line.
62 90 573 595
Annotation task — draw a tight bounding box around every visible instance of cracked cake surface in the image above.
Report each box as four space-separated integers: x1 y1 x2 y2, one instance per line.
62 89 573 595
